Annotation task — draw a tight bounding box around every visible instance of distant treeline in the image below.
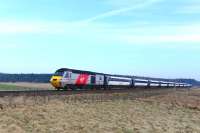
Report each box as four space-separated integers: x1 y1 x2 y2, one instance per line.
0 73 52 83
0 73 199 86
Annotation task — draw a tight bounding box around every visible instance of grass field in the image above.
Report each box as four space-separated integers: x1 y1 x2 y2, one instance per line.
0 83 29 91
0 82 54 91
0 89 200 133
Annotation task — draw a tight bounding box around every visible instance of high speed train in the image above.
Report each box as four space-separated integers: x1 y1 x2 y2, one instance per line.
50 68 192 90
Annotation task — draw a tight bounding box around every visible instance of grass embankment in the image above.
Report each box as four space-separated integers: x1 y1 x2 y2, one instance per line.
0 89 200 133
0 83 53 91
0 84 28 91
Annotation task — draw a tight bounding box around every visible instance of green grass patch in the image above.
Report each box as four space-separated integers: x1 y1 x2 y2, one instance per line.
0 83 38 91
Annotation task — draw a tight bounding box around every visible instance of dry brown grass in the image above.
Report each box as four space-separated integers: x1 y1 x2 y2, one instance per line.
0 89 200 133
142 88 200 111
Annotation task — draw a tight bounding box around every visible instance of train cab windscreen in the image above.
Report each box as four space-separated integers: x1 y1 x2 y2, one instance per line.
54 71 65 76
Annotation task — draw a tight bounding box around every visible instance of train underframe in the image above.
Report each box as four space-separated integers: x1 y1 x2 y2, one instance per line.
56 84 179 91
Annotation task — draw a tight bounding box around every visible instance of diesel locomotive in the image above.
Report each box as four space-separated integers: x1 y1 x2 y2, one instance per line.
50 68 192 90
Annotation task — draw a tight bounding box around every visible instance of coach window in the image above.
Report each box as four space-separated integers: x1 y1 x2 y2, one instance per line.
64 71 69 78
69 72 72 78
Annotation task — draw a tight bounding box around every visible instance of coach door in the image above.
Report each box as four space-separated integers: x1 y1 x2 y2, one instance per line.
91 75 96 85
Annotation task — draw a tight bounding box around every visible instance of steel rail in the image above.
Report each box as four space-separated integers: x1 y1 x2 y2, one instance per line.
0 87 185 97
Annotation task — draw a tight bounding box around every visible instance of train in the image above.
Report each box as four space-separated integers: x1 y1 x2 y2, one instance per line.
50 68 192 90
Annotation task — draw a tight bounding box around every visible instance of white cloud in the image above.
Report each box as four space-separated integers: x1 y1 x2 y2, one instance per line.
112 23 200 44
0 22 42 34
81 0 162 23
1 20 200 46
105 0 142 8
0 21 83 34
120 34 200 43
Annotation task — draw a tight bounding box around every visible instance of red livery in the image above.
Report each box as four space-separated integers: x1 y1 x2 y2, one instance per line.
75 74 89 85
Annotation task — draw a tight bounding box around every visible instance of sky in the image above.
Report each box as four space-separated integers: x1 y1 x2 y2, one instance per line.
0 0 200 80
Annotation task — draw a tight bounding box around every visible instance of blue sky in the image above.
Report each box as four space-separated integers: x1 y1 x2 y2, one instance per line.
0 0 200 80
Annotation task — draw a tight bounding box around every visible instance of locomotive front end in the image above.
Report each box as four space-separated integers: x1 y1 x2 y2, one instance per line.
50 69 64 89
50 76 62 89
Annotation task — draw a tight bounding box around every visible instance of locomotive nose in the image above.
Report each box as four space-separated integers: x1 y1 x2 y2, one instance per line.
50 76 62 89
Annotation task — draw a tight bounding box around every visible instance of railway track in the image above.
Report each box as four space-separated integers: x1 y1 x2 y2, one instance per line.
0 88 188 106
0 87 180 97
